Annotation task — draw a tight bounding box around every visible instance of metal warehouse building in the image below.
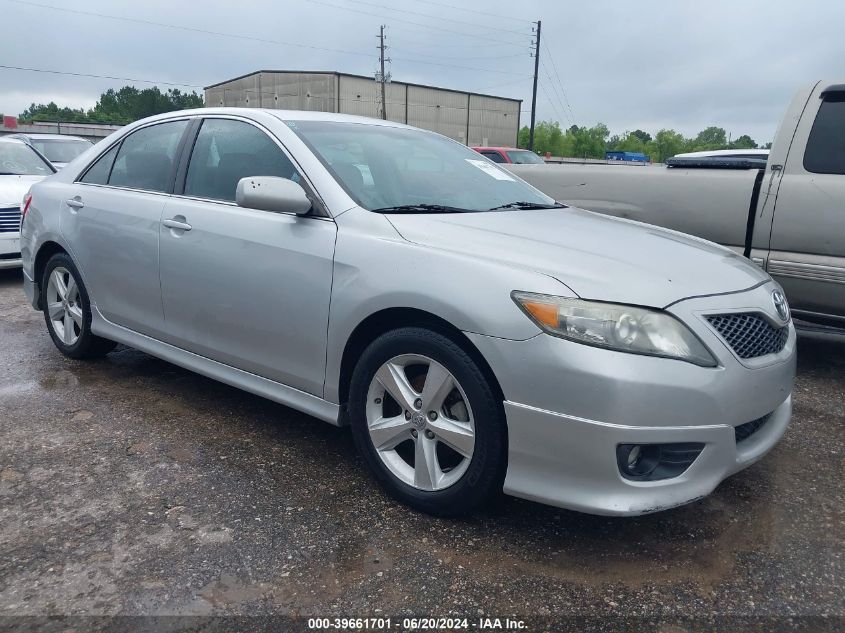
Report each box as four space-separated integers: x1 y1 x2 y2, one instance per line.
204 70 521 147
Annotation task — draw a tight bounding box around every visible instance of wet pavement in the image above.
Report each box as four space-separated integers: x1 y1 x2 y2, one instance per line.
0 267 843 628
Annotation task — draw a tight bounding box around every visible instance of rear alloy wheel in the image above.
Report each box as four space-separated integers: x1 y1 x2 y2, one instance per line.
349 327 505 516
46 267 83 347
42 253 116 359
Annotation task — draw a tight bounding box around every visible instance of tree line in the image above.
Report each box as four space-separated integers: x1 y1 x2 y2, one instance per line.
18 86 204 125
517 121 770 162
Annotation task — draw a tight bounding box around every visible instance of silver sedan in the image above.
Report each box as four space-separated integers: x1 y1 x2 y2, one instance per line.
19 109 796 516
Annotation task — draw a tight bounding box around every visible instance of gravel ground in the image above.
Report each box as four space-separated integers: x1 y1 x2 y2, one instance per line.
0 268 842 631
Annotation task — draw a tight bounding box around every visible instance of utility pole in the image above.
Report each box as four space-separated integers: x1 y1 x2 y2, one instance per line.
529 20 541 151
378 25 388 120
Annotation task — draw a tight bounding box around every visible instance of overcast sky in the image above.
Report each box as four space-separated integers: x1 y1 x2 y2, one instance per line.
2 0 843 143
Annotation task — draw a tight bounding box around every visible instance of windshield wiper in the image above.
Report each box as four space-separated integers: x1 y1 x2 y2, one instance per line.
487 201 567 211
372 204 471 214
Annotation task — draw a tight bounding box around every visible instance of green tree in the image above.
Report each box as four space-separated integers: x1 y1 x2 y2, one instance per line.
517 121 565 156
19 86 204 124
647 129 687 162
614 131 648 154
631 129 652 144
729 134 757 149
569 123 609 159
693 126 728 149
18 102 89 123
89 86 203 123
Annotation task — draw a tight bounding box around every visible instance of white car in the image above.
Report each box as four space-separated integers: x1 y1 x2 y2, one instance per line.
7 133 93 170
0 138 55 269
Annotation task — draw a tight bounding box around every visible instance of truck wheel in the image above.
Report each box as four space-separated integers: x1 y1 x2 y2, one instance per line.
42 253 116 360
349 327 506 516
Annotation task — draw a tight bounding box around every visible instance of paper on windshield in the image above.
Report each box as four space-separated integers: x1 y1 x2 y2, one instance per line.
465 159 515 181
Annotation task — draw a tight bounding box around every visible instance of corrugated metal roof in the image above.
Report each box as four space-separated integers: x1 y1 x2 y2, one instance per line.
205 70 521 104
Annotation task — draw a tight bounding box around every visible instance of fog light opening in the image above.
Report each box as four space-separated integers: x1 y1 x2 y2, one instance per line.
616 442 705 482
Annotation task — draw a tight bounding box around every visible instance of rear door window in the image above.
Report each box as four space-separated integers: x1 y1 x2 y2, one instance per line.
184 118 300 202
804 93 845 175
108 120 189 192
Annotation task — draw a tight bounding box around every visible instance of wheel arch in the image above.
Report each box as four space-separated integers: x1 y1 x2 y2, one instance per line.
336 307 505 409
33 241 69 309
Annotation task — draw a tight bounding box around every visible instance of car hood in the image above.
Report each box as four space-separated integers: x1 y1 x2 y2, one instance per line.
385 207 770 308
0 175 45 207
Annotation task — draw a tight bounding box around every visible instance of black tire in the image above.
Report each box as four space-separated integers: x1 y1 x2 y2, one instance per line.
41 252 116 360
349 327 506 517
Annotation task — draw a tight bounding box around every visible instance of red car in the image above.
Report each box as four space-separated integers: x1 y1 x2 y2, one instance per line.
471 146 546 164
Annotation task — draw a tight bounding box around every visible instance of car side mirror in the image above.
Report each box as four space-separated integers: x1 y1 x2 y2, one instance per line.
235 176 313 216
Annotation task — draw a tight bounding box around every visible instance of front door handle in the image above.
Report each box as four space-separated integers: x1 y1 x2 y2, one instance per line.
66 197 84 210
162 218 192 231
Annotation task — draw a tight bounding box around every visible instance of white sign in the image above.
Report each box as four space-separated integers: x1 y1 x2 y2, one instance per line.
465 159 515 181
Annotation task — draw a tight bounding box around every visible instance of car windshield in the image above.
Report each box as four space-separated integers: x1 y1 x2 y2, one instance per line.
506 150 545 164
30 139 92 163
286 120 556 212
0 142 54 176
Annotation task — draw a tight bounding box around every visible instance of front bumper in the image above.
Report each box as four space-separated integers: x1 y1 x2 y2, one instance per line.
502 396 790 515
0 234 21 269
0 256 22 270
465 280 796 515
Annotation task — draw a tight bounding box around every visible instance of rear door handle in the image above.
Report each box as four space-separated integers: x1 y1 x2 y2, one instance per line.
162 218 192 231
66 197 84 210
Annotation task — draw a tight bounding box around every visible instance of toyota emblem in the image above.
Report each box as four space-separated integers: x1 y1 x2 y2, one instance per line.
772 290 790 322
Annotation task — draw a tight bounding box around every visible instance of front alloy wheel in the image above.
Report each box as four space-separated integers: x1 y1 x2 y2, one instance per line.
366 354 476 491
349 327 506 516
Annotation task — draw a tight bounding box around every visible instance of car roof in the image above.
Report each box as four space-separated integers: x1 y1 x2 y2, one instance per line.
136 107 421 130
10 133 90 142
0 137 28 145
472 146 521 152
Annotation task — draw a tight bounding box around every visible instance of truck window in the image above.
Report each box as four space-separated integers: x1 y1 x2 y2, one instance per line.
480 151 506 163
804 92 845 175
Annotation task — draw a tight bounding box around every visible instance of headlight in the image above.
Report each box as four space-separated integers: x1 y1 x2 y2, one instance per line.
512 291 717 367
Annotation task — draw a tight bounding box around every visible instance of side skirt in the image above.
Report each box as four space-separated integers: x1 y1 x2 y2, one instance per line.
90 307 342 426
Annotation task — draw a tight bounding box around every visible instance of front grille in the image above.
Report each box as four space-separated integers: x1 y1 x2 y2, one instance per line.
735 414 771 443
706 312 788 359
0 207 21 233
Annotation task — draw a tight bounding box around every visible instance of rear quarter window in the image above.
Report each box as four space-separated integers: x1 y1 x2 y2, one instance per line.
804 93 845 175
79 144 119 185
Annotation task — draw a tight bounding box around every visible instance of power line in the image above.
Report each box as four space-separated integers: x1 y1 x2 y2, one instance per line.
539 82 569 127
411 0 535 24
0 64 203 88
384 27 530 50
390 56 527 76
4 0 374 59
332 0 532 37
477 76 534 92
542 42 576 122
304 0 531 47
5 0 528 78
391 50 527 62
539 60 573 126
